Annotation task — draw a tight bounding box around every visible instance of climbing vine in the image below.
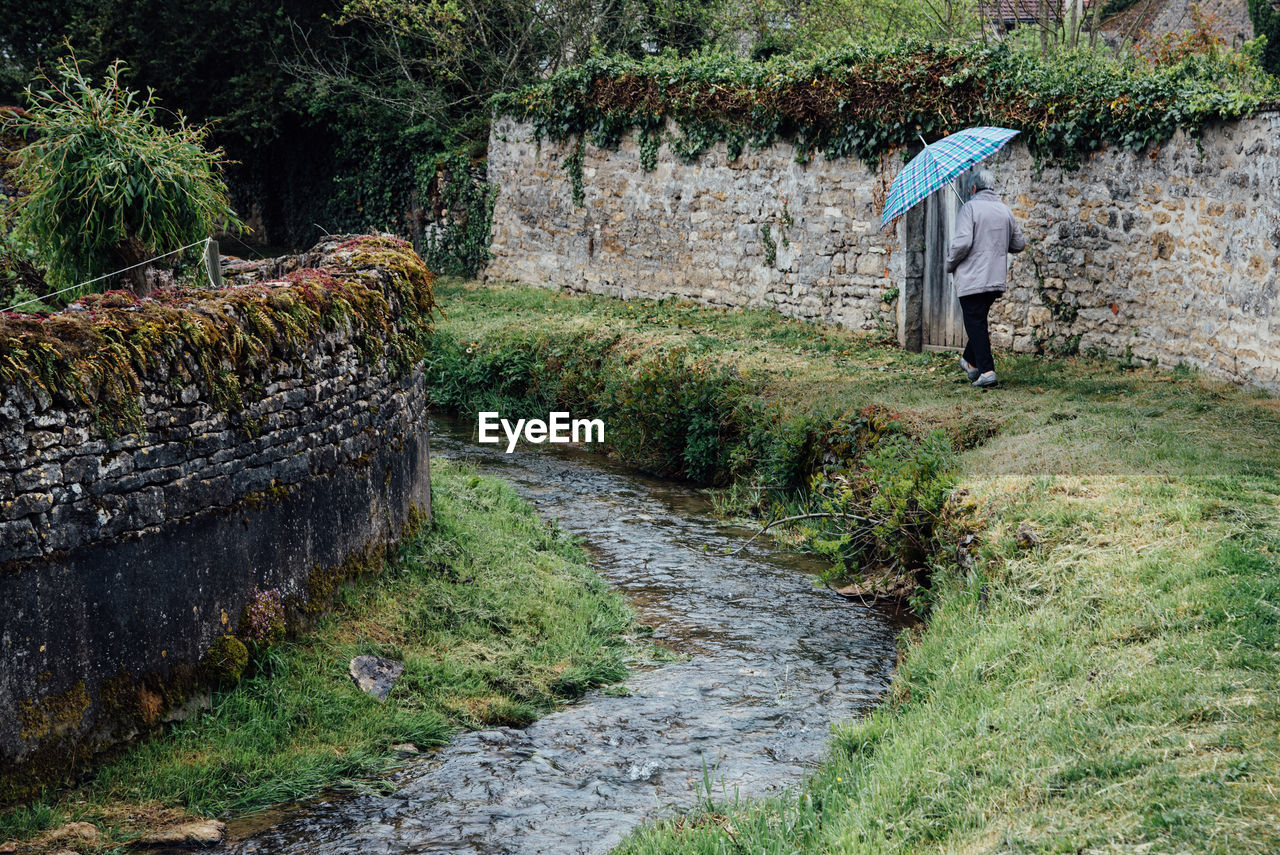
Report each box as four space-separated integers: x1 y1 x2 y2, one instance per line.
760 223 776 267
562 137 586 206
420 151 497 278
495 39 1274 189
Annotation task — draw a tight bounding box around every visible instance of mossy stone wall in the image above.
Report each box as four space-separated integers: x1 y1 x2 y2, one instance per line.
0 238 433 798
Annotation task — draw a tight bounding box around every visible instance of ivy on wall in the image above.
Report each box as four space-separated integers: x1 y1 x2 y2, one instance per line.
420 151 497 278
493 39 1275 202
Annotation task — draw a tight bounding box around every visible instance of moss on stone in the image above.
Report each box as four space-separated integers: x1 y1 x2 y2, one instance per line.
198 635 248 687
298 500 430 619
17 681 89 743
97 671 144 723
0 234 437 433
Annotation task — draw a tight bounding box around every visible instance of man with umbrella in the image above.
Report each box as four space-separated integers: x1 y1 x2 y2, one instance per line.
946 169 1025 388
880 127 1025 389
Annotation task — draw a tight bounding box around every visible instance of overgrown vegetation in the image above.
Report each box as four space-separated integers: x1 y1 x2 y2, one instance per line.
426 285 963 598
0 0 728 250
0 235 435 434
428 280 1280 854
3 0 1265 262
420 150 497 277
9 56 241 297
1249 0 1280 77
0 460 635 850
0 106 46 310
497 40 1275 179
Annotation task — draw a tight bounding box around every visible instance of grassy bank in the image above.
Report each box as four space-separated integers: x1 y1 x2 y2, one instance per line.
428 280 1280 853
0 460 633 852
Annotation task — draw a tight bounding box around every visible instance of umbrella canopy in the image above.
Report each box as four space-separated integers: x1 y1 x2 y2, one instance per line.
880 127 1020 229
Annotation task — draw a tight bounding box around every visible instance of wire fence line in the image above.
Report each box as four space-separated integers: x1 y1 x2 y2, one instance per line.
2 236 217 314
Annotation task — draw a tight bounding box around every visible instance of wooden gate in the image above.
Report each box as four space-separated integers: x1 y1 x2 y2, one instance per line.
920 171 973 352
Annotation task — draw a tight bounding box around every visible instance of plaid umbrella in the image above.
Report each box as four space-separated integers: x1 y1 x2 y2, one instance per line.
880 127 1020 229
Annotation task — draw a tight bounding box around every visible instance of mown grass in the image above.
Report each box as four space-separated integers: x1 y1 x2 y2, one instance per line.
0 459 633 852
431 279 1280 854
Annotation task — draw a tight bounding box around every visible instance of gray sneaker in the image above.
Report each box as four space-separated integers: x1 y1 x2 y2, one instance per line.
972 371 998 388
958 357 980 381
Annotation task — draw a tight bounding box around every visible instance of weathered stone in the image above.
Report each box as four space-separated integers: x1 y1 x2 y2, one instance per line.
349 655 405 701
15 463 60 492
0 237 434 801
4 491 53 520
0 520 39 560
133 820 225 848
29 430 59 450
45 821 99 845
98 452 135 479
32 412 67 430
134 442 192 470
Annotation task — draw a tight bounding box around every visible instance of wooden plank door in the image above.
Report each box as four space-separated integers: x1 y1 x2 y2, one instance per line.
921 173 971 352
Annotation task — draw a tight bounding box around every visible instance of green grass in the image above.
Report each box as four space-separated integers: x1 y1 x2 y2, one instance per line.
0 459 633 851
431 279 1280 854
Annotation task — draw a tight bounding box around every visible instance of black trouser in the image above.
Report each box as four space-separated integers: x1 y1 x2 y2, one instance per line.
959 290 1000 375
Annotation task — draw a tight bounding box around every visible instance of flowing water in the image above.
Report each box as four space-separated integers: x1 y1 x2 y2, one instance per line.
219 416 899 855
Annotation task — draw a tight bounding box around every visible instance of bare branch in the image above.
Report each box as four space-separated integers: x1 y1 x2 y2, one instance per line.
726 512 878 557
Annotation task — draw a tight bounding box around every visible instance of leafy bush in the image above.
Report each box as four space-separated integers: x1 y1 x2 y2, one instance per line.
1136 5 1231 66
0 106 44 309
842 430 955 569
11 55 241 297
495 38 1275 177
0 228 44 310
602 346 745 482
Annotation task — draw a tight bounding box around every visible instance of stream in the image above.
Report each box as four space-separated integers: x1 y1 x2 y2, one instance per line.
219 415 900 855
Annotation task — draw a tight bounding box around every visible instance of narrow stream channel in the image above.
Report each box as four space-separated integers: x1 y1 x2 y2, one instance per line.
219 415 899 855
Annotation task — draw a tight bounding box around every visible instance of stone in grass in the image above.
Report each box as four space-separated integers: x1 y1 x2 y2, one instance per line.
391 743 420 756
348 655 405 701
132 819 225 847
48 822 100 843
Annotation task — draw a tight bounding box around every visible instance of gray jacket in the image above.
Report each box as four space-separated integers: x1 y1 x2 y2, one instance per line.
946 189 1026 297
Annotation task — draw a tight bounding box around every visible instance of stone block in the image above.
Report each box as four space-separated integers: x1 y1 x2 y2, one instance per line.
3 491 53 520
0 519 41 560
16 463 61 492
98 453 135 480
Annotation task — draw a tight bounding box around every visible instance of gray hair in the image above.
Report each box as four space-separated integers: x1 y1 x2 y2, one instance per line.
971 169 996 191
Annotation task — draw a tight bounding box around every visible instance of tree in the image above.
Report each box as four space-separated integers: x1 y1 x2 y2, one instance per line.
1248 0 1280 77
12 55 241 297
0 1 349 248
726 0 982 57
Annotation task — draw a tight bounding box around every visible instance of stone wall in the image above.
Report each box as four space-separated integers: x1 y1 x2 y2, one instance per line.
0 238 432 795
486 115 902 335
989 111 1280 388
487 111 1280 392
